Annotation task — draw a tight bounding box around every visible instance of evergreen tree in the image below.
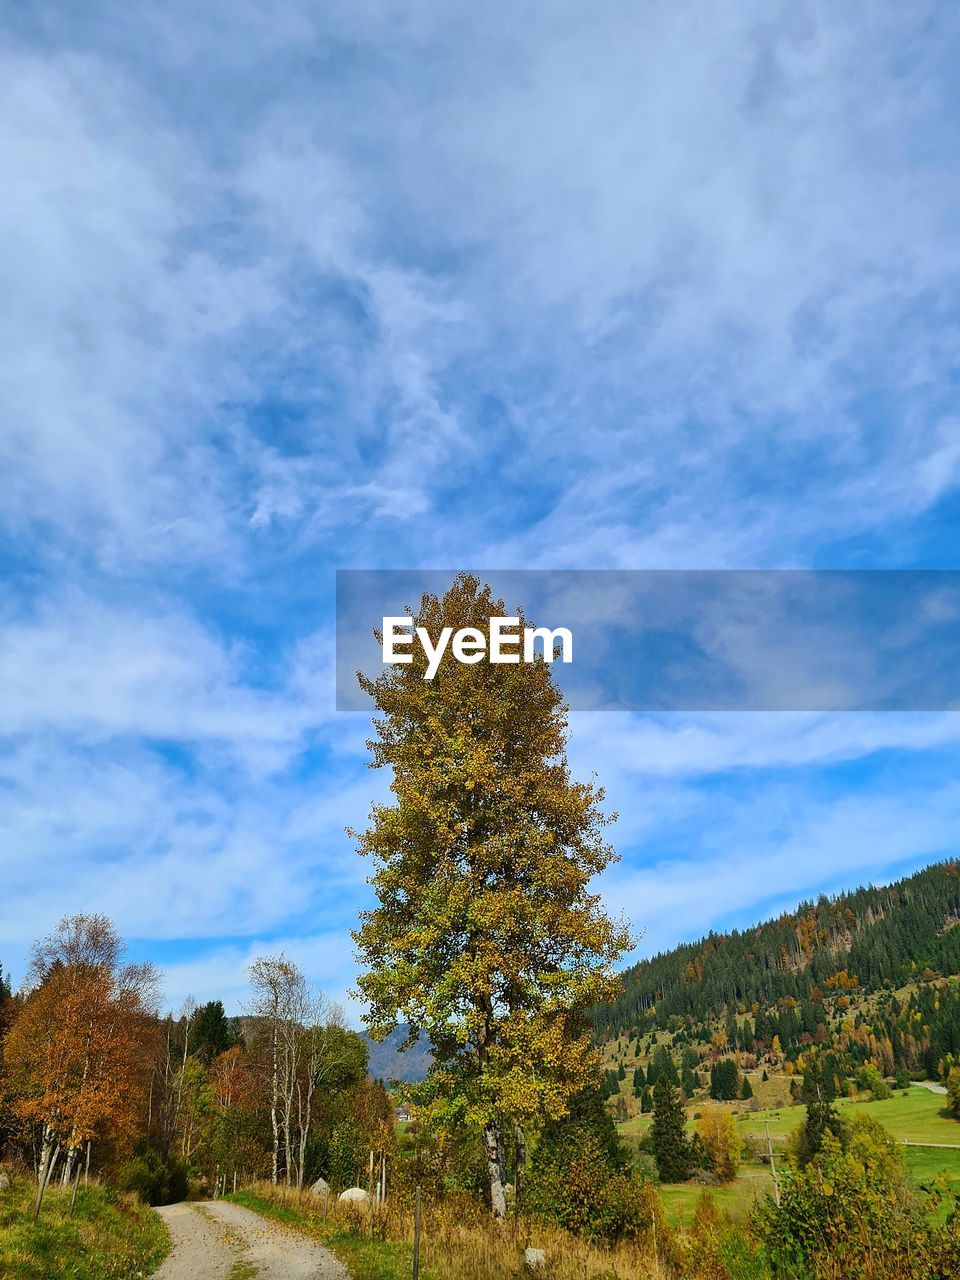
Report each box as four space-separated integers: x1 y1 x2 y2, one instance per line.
650 1077 689 1182
710 1058 740 1100
799 1061 843 1162
192 999 238 1063
740 1075 753 1100
649 1045 678 1087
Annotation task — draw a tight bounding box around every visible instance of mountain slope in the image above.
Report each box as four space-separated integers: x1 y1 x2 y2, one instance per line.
363 1025 432 1083
595 860 960 1040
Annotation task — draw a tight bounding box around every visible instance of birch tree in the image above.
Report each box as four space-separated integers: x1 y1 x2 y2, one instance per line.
248 955 356 1187
353 574 631 1218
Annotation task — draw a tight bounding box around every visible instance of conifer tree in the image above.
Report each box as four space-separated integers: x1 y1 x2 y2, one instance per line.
799 1060 843 1162
650 1076 689 1182
352 575 630 1218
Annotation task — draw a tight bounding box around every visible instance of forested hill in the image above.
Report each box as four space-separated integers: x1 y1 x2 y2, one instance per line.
594 860 960 1039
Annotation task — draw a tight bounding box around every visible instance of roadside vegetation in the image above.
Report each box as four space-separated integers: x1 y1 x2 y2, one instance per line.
0 1173 168 1280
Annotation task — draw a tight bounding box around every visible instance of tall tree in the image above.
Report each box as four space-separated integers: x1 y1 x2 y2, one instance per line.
650 1077 689 1183
798 1059 843 1163
353 575 630 1218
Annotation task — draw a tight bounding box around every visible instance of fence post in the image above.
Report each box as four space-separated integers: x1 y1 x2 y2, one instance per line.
765 1121 781 1207
413 1184 421 1280
368 1150 375 1239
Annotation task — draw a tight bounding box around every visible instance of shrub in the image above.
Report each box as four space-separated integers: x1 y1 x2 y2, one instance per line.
593 1174 663 1245
525 1087 638 1242
117 1149 189 1205
758 1116 926 1279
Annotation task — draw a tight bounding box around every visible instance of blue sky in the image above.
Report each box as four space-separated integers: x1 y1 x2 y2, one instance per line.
3 2 960 1018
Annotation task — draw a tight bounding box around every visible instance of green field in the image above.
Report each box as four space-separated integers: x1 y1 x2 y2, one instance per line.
621 1085 960 1227
734 1086 960 1145
657 1171 776 1227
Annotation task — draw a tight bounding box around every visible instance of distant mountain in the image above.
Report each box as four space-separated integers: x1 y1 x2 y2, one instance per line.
594 859 960 1042
364 1024 432 1084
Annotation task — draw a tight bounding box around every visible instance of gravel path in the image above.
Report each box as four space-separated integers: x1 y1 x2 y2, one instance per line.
153 1200 349 1279
915 1079 948 1096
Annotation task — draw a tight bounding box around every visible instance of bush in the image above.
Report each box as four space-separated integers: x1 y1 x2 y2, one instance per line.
525 1087 636 1241
758 1116 926 1279
117 1149 189 1206
593 1175 663 1245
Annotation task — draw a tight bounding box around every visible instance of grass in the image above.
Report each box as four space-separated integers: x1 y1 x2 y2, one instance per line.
657 1170 776 1228
631 1086 960 1230
621 1085 960 1146
734 1086 960 1146
0 1170 169 1280
232 1182 668 1280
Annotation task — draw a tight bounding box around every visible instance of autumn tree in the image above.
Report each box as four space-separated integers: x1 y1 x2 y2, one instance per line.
353 575 630 1217
695 1104 742 1182
248 954 360 1188
5 914 158 1217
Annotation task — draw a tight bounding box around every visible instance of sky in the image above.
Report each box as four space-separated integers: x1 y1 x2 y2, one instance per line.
2 1 960 1021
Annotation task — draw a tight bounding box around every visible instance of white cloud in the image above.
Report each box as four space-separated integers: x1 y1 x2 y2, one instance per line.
3 2 960 1016
607 779 960 956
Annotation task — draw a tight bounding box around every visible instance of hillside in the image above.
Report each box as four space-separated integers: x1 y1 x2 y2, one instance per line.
363 1024 432 1083
596 859 960 1037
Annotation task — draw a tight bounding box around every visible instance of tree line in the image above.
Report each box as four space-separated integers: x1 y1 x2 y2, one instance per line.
0 915 386 1217
594 860 960 1041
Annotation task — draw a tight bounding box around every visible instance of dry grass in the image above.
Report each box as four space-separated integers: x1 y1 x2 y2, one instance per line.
239 1180 671 1280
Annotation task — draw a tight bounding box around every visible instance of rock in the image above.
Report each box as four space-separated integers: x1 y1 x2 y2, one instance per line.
524 1247 547 1271
338 1186 370 1205
311 1177 331 1200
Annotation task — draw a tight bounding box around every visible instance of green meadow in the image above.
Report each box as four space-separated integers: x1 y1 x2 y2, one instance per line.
621 1084 960 1227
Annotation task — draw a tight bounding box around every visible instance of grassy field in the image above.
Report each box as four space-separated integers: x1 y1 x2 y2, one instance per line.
0 1173 169 1280
734 1086 960 1145
657 1170 776 1228
621 1084 960 1145
622 1085 960 1228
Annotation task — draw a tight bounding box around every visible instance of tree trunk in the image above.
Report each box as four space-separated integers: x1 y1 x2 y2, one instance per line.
483 1119 507 1220
33 1133 59 1221
270 1022 280 1185
69 1155 82 1216
513 1121 526 1211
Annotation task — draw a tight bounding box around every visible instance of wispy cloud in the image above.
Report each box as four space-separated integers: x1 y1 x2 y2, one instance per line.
3 1 960 1011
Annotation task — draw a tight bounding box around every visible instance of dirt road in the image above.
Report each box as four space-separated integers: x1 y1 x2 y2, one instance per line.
153 1200 349 1280
915 1079 948 1096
